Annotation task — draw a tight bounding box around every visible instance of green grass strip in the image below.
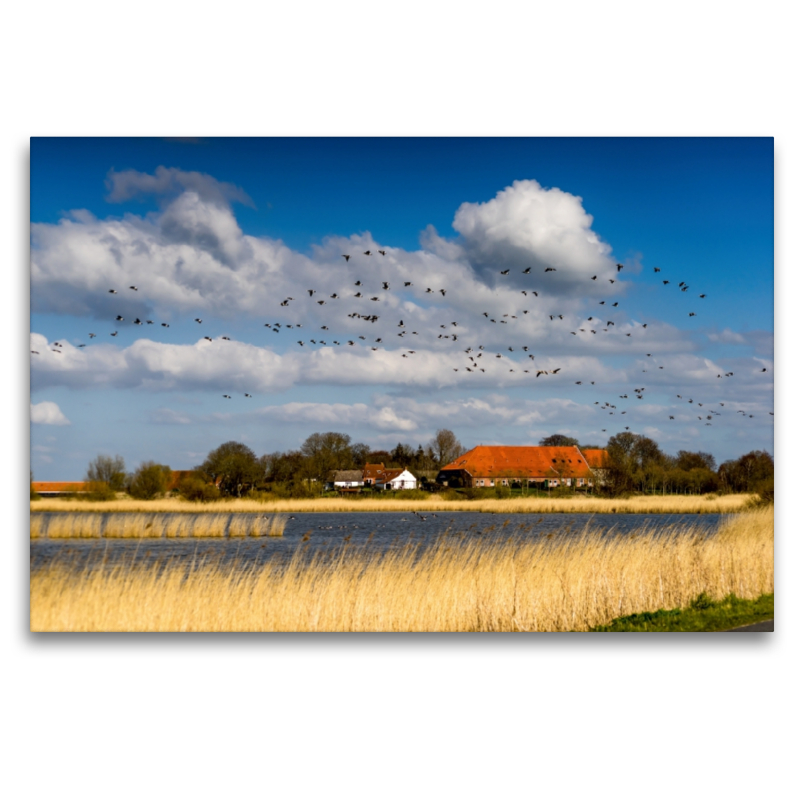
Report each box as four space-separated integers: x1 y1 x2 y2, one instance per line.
590 592 774 632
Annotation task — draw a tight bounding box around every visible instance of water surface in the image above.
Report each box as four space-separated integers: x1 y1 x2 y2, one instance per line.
30 512 725 573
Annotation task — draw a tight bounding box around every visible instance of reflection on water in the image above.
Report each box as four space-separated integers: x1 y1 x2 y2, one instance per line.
30 512 725 574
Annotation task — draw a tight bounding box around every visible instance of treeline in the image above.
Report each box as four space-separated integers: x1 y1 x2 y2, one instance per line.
604 432 773 499
57 429 465 501
35 429 772 503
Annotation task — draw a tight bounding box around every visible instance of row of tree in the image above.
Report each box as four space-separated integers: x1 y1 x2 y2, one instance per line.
603 431 774 497
69 430 772 501
74 429 465 500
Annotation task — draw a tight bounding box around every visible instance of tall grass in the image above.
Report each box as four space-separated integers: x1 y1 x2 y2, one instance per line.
30 493 755 515
46 514 103 539
30 507 773 632
102 513 164 538
30 512 287 539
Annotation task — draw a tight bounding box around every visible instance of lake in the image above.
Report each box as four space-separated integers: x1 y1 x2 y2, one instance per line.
30 511 726 573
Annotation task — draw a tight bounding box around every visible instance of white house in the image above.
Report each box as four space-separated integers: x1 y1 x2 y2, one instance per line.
375 468 417 491
327 470 365 490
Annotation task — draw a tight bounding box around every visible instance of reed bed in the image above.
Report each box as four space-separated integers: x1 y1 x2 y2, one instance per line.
30 507 773 632
164 515 194 538
45 513 103 539
30 493 755 515
29 514 46 539
29 512 288 539
102 513 164 539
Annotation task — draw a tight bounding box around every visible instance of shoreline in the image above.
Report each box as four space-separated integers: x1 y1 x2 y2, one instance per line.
30 493 757 515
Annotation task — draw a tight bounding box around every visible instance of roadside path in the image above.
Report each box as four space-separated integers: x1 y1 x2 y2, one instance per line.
723 619 774 632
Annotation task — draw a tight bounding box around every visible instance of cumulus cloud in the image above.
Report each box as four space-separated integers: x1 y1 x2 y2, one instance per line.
105 166 253 208
450 179 617 291
31 332 622 394
30 401 70 425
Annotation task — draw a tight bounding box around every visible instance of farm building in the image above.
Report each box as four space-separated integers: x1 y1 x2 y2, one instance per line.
580 449 611 486
326 470 366 490
436 446 605 488
374 468 417 491
362 463 386 486
31 481 88 496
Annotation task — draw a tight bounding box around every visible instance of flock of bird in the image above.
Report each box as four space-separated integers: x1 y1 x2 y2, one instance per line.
33 247 772 432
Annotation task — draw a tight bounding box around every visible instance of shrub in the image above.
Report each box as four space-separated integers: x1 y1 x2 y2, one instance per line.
30 482 41 501
129 462 171 500
80 481 116 501
178 475 221 503
494 485 512 499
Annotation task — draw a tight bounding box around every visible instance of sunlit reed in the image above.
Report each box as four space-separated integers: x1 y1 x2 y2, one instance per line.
30 507 773 632
30 493 755 516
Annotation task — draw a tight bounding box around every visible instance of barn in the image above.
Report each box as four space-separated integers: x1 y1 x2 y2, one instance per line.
436 445 602 488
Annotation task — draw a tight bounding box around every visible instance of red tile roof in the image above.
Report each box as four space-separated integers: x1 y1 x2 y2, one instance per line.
363 463 385 481
581 449 611 469
439 446 595 479
31 481 88 494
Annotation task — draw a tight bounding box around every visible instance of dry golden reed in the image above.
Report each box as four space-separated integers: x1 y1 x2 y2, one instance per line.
164 515 194 538
30 493 755 516
29 512 287 539
30 507 773 632
45 513 103 539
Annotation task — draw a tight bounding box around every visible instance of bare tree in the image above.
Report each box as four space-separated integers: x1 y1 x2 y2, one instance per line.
85 454 127 491
429 429 464 467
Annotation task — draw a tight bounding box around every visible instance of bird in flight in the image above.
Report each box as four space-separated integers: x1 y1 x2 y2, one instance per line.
88 333 96 338
129 286 138 291
500 269 510 275
545 267 556 272
378 250 386 256
617 263 624 272
194 318 202 323
342 255 350 261
108 289 117 294
363 251 372 256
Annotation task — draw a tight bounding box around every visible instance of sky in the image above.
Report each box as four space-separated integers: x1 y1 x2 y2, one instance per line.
30 137 774 479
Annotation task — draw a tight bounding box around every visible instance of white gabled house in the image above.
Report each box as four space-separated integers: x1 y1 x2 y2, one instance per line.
375 468 417 491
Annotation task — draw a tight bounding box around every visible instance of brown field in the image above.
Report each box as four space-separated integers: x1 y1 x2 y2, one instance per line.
30 506 773 632
30 492 755 516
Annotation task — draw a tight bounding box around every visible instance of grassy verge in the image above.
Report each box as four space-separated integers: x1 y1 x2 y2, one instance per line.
590 592 774 632
29 493 756 515
31 507 773 632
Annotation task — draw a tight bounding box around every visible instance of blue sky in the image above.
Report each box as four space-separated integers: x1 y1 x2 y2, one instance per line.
30 137 774 479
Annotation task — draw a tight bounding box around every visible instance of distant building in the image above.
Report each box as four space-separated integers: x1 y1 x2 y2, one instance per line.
31 481 88 496
374 468 417 491
580 449 611 486
362 463 386 487
327 470 366 490
436 445 605 488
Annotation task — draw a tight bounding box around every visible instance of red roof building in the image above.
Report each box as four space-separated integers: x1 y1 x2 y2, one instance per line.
31 481 88 496
362 463 386 486
437 446 605 488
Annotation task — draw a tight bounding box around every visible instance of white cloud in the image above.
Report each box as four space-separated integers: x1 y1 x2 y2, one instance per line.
105 166 253 208
30 401 70 425
450 179 617 291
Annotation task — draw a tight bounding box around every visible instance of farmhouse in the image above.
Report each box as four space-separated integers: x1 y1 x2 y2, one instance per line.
580 449 611 486
31 481 88 497
374 468 417 491
326 470 366 490
436 446 604 488
362 463 386 486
